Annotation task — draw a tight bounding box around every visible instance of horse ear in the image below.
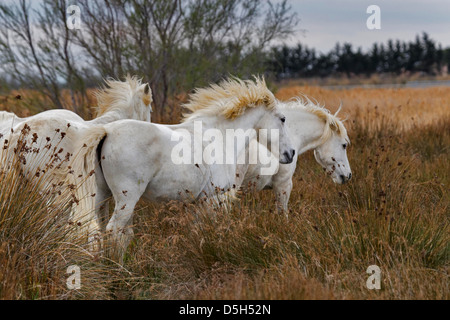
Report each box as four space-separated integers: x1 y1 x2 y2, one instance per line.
329 122 341 134
329 122 337 132
144 84 150 95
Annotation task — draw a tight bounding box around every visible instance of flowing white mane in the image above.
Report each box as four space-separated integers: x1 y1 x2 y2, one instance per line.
182 77 276 121
283 95 349 144
94 75 152 117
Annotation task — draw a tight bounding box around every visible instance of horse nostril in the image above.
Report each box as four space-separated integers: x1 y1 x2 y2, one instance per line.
282 150 295 163
348 173 352 180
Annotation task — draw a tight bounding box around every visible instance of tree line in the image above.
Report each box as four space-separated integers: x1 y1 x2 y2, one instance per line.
269 32 450 79
0 0 297 117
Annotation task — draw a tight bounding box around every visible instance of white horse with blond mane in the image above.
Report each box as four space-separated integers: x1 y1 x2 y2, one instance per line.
1 76 152 136
236 96 352 212
86 77 295 259
0 76 153 245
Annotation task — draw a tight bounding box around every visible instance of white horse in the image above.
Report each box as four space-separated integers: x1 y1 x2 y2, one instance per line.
1 76 152 137
237 97 352 212
0 110 84 135
89 77 295 258
1 76 153 244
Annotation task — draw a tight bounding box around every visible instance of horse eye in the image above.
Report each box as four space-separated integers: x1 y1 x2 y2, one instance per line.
343 144 347 149
281 117 286 123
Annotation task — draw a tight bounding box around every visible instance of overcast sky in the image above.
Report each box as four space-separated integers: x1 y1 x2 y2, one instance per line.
6 0 450 53
285 0 450 52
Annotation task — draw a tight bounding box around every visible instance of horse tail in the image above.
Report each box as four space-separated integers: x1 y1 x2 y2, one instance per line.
65 125 107 244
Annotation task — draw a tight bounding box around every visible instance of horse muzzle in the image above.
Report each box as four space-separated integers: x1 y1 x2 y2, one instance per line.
280 149 295 164
339 172 352 184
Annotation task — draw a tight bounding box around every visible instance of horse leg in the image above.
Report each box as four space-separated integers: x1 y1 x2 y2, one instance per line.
95 170 112 232
105 190 143 263
273 178 293 216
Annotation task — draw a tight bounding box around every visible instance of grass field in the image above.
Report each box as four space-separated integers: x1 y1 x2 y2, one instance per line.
0 85 449 299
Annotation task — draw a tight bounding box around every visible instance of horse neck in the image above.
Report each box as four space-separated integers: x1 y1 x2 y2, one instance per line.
283 108 327 155
188 107 265 162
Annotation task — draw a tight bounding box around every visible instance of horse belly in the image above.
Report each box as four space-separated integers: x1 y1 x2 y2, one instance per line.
143 166 207 202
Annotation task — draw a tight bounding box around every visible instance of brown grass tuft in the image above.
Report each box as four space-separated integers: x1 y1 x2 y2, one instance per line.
0 129 128 299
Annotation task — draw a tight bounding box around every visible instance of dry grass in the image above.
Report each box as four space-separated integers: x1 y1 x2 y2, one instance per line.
276 86 450 129
0 85 448 299
0 89 97 119
0 127 130 299
276 74 450 88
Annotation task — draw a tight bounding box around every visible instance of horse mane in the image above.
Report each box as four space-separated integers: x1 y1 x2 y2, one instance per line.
182 77 276 121
94 75 147 117
283 95 349 144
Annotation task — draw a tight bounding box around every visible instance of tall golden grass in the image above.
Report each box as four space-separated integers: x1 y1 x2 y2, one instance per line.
0 125 130 299
0 86 448 299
